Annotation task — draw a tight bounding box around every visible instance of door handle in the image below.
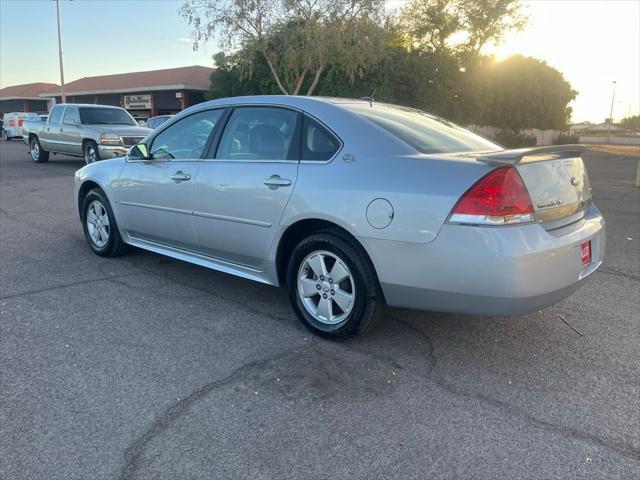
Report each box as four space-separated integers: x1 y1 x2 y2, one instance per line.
170 171 191 183
263 175 292 189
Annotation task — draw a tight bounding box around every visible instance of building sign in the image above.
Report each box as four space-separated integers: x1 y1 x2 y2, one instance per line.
124 94 151 110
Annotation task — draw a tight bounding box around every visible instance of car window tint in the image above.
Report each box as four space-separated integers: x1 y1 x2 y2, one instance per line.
150 110 222 160
302 116 339 161
63 108 79 124
216 107 298 161
345 103 499 154
79 108 137 126
48 107 63 125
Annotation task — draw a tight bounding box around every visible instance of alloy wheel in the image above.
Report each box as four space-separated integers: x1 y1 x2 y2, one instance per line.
30 140 39 161
297 250 355 325
85 145 97 164
86 200 110 247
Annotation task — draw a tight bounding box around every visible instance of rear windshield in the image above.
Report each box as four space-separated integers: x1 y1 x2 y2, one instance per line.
79 107 136 126
345 103 499 154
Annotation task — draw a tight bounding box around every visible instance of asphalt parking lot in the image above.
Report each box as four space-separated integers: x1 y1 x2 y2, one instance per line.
0 139 638 479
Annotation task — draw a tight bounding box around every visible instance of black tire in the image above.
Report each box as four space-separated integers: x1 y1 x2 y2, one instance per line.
2 131 10 141
286 231 384 339
81 188 127 257
29 136 49 163
83 140 101 164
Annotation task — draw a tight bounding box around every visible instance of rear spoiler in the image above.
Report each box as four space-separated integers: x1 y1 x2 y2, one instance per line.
477 144 585 165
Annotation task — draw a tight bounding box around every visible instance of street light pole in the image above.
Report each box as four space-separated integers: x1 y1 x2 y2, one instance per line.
55 0 66 103
607 80 616 143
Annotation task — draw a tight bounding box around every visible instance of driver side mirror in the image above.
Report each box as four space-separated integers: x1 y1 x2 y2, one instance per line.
129 143 151 160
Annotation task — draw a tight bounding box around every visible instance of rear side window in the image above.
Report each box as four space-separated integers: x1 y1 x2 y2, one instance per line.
63 108 80 125
345 103 499 154
216 107 298 161
48 107 63 125
302 116 340 161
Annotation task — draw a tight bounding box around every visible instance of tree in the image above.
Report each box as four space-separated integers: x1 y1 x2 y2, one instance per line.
180 0 386 95
477 55 577 131
620 115 640 131
399 0 527 59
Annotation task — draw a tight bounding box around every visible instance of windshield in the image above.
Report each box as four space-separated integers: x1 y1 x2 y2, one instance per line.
345 103 500 154
79 107 137 126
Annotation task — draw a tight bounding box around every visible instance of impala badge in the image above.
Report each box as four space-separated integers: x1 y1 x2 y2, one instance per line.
536 199 562 209
571 177 580 186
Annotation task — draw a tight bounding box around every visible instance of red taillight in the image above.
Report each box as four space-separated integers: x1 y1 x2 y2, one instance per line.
581 240 591 267
449 166 535 225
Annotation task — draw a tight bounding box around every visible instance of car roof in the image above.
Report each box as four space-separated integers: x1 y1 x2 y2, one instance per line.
54 103 122 109
187 95 371 111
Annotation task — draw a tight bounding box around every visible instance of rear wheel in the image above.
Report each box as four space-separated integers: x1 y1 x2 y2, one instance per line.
81 188 127 257
30 136 49 163
83 141 100 164
286 231 383 339
2 131 10 141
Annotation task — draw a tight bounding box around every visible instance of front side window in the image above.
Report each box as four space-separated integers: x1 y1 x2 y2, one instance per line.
63 108 80 125
79 107 137 126
302 115 340 161
150 109 223 160
48 107 63 125
216 107 298 161
345 103 499 154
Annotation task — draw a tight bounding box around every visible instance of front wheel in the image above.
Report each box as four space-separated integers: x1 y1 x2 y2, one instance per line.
81 188 127 257
83 141 100 164
286 231 383 339
30 136 49 162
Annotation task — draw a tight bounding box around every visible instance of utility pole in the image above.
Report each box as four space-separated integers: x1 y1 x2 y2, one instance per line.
607 80 616 143
56 0 66 103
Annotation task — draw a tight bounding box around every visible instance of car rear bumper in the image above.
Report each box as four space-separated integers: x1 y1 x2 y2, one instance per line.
361 203 605 316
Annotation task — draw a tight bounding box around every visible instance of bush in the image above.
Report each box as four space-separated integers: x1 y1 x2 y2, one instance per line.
490 129 538 149
553 133 580 145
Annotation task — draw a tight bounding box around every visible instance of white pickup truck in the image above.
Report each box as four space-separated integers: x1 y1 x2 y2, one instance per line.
23 103 152 164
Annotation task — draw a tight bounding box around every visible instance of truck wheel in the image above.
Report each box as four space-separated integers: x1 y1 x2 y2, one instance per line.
30 136 49 163
84 141 100 164
2 131 10 141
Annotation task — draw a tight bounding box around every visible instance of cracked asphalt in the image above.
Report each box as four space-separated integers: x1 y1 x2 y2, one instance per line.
0 139 638 479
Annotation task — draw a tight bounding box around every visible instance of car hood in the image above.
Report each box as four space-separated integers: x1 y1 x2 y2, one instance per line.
87 125 152 137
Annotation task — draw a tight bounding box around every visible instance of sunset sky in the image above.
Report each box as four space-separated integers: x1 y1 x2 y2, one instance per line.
1 0 638 122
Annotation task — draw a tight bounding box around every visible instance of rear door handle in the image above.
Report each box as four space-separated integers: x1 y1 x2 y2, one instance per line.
170 171 191 183
263 175 292 189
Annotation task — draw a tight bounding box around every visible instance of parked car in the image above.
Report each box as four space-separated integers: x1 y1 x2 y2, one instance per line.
74 96 605 338
2 112 39 140
146 115 173 129
24 104 152 164
132 116 148 127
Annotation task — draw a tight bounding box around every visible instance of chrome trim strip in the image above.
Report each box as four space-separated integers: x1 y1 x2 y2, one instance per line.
119 201 191 216
192 210 271 228
119 201 271 227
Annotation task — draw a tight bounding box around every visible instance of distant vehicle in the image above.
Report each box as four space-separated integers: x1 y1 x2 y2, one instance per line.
132 116 147 127
24 104 152 164
146 115 173 129
74 96 605 338
2 112 39 140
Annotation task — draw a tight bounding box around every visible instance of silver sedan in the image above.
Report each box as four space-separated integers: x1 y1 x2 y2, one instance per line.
74 96 605 338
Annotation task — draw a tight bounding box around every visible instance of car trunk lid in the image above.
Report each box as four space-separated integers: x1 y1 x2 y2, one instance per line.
477 145 592 230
